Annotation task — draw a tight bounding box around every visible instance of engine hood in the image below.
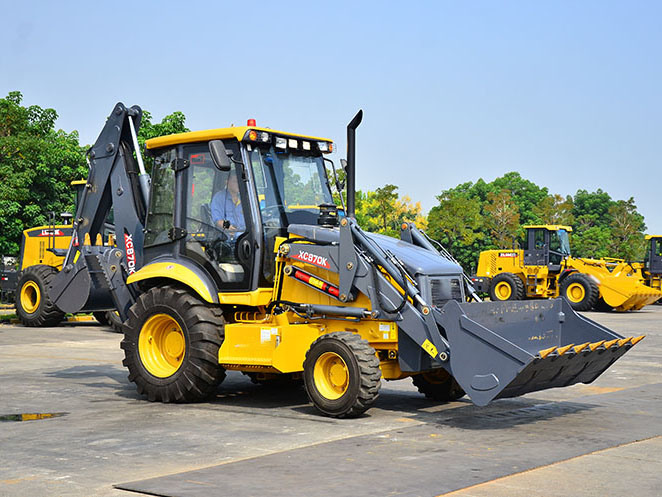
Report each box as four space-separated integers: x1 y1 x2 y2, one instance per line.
287 223 462 277
365 232 462 277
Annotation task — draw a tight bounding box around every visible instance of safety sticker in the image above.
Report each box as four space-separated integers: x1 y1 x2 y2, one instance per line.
260 328 275 343
421 339 438 358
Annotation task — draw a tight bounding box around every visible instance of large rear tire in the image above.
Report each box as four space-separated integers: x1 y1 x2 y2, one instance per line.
412 369 465 402
303 332 381 418
489 273 524 301
121 286 226 403
15 265 65 327
561 273 599 311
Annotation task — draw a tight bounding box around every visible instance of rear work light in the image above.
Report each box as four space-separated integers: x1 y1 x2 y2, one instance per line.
275 137 287 149
244 130 271 143
317 141 333 153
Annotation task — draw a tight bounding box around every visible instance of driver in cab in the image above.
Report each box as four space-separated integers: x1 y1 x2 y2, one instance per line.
211 169 245 239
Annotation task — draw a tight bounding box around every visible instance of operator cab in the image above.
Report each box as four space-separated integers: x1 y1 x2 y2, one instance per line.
645 235 662 275
523 225 572 271
144 122 335 293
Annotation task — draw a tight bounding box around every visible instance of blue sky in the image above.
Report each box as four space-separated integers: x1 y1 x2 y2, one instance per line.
2 1 660 233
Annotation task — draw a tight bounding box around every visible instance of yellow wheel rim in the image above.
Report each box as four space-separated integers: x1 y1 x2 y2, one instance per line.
566 283 586 303
138 314 186 378
494 281 512 300
20 281 41 314
314 352 349 400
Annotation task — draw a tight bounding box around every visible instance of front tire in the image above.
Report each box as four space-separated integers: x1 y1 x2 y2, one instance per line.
121 286 226 402
412 369 465 402
303 332 381 418
561 273 599 311
489 273 524 301
15 265 65 327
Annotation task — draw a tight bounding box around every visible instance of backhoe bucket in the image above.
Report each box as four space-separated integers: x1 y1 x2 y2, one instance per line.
437 299 643 406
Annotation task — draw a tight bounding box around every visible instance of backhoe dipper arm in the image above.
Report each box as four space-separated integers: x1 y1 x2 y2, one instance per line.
48 103 147 320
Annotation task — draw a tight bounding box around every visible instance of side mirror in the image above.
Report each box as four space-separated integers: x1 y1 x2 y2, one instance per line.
209 140 232 171
340 158 348 173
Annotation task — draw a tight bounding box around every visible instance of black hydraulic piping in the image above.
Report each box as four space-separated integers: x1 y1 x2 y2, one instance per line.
346 110 363 219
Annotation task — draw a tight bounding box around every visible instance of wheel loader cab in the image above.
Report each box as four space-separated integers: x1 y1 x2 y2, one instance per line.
143 126 336 294
523 226 571 271
645 236 662 275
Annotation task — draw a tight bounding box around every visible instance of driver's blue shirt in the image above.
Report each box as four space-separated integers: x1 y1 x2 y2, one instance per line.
211 190 246 232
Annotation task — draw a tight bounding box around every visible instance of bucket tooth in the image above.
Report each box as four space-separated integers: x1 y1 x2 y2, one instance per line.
603 339 619 349
573 342 590 353
556 344 575 356
538 346 557 359
630 335 645 346
617 337 632 347
589 340 606 351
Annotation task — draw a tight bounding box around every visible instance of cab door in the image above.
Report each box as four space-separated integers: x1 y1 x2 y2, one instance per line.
180 142 257 292
523 229 547 266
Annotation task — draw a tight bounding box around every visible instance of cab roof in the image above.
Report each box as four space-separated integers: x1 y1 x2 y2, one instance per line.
523 225 573 232
645 235 662 240
145 125 332 150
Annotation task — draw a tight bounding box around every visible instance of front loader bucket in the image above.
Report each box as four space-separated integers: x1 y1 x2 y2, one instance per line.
437 299 643 406
599 276 662 311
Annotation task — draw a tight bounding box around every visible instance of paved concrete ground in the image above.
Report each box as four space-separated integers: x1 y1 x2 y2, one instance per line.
0 307 660 496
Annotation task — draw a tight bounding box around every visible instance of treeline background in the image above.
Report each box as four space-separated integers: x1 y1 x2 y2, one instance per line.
0 92 648 272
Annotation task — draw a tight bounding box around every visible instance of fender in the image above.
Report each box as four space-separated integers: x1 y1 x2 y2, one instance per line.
126 260 218 303
557 268 577 284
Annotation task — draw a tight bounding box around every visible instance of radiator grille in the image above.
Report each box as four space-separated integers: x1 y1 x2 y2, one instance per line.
430 277 463 307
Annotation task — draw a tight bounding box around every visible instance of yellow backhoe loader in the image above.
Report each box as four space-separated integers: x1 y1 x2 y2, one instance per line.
33 104 644 418
471 225 661 311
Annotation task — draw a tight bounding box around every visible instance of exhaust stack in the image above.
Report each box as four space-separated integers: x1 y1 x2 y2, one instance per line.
346 110 363 219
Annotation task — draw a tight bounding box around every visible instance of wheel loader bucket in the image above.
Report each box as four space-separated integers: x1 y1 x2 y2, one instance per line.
599 277 662 311
437 299 644 406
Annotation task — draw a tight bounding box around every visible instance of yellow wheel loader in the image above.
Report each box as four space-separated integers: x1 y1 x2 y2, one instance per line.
13 181 122 330
472 225 662 311
36 104 644 418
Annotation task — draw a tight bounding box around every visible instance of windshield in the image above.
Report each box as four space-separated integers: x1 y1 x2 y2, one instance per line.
551 229 571 256
248 144 334 284
248 145 334 226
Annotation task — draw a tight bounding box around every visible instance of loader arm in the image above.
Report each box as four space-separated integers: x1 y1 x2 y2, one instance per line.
281 217 643 407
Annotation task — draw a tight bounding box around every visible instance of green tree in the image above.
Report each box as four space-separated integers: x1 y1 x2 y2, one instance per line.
608 198 646 260
354 184 423 237
491 172 547 225
484 189 521 248
427 191 483 270
137 110 189 172
533 194 575 225
0 92 87 255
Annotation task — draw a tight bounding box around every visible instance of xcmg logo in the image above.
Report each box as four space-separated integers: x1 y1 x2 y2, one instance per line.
38 229 64 237
291 250 330 269
124 232 136 274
